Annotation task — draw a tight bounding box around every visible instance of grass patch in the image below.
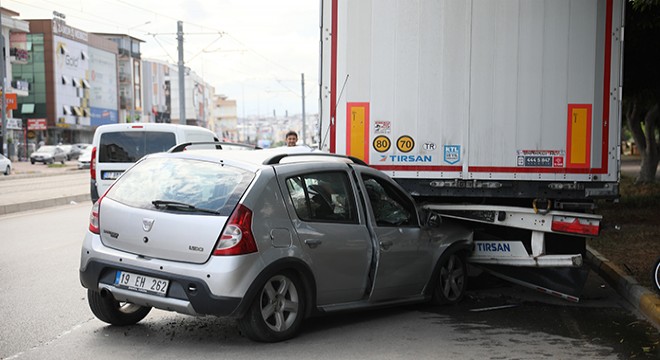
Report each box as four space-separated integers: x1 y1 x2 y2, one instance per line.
589 176 660 289
47 163 68 168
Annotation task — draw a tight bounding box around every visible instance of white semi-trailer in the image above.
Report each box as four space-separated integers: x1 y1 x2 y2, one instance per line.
319 0 624 301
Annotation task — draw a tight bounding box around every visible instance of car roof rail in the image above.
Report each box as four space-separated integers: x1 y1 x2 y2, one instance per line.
168 141 260 153
263 153 368 166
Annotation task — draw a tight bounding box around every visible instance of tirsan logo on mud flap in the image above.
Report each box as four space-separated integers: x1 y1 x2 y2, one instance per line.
380 155 433 163
476 242 511 252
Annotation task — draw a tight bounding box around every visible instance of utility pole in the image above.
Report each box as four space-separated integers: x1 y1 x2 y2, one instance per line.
177 21 186 124
301 73 306 145
0 13 6 156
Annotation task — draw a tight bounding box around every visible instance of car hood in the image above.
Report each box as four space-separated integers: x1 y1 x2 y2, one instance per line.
99 197 227 264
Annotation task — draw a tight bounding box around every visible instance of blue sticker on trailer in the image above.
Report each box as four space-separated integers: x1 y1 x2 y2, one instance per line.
443 145 460 164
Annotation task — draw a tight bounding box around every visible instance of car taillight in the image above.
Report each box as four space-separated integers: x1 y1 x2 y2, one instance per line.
90 146 97 180
89 196 103 234
214 204 258 256
551 216 600 236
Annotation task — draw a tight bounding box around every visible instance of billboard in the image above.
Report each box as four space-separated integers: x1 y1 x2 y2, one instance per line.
88 47 118 126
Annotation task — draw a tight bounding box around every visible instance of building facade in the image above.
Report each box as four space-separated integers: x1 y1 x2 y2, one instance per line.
95 33 143 124
0 7 30 158
212 94 238 142
12 18 118 144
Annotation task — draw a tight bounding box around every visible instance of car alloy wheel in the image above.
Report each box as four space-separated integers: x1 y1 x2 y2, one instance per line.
432 252 467 305
239 272 305 342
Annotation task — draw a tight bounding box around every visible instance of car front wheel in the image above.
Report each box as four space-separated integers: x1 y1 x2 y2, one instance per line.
238 272 305 342
432 252 467 305
3 166 9 175
87 289 151 326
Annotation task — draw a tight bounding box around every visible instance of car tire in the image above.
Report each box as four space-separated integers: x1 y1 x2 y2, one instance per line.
30 160 35 164
431 252 467 305
87 289 152 326
238 272 305 342
3 165 9 175
61 159 66 164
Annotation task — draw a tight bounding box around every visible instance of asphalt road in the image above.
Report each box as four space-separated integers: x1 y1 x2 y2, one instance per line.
2 203 659 359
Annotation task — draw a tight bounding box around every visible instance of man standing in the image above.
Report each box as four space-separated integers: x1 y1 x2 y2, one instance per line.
285 131 298 147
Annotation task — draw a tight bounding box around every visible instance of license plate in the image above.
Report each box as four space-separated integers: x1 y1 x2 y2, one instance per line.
102 171 124 180
114 271 169 296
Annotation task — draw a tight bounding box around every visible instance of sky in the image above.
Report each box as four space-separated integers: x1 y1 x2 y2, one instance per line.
4 0 320 118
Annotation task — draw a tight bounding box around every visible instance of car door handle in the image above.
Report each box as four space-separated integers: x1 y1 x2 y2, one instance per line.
304 239 322 249
380 241 393 250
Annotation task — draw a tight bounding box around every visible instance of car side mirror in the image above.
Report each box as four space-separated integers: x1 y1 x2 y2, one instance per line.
426 211 442 227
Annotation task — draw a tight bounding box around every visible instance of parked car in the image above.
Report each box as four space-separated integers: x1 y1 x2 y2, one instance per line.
79 146 474 342
59 144 82 160
74 143 92 151
30 146 67 164
0 153 11 175
77 147 93 169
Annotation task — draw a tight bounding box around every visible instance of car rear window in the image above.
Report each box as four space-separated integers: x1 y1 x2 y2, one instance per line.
105 157 254 216
99 131 176 163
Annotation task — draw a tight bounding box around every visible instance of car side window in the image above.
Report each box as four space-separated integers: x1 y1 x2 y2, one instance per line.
286 172 357 223
362 176 417 227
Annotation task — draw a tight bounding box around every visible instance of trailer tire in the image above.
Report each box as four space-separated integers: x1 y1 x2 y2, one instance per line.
431 252 467 305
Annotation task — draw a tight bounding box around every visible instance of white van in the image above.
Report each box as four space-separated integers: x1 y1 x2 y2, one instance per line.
89 123 218 202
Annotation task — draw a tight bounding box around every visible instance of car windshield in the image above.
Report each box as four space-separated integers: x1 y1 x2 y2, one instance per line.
105 157 255 216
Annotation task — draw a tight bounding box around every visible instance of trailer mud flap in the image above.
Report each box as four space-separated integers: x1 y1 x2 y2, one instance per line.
476 264 590 302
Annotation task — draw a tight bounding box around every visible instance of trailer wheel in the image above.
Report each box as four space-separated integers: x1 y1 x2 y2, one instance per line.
432 252 467 305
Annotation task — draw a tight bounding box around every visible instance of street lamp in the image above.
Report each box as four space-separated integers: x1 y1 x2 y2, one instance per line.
128 21 151 34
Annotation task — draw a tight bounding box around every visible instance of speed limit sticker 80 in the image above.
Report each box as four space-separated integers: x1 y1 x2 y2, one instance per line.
373 135 391 152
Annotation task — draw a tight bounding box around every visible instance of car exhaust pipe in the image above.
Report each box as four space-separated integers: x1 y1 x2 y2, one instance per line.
99 287 114 299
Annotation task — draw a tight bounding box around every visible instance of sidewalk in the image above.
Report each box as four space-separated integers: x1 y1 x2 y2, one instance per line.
7 158 82 178
0 160 90 215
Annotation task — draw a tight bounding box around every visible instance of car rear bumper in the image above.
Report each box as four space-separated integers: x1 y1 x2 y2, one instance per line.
79 231 262 318
80 259 242 317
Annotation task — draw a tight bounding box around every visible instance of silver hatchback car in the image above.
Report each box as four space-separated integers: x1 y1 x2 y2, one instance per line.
79 146 473 342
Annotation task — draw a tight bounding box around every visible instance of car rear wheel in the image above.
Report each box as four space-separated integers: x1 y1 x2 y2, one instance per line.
87 289 151 326
238 272 305 342
3 165 9 175
432 252 467 305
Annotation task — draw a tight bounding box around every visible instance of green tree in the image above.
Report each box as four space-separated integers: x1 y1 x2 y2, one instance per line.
624 0 660 183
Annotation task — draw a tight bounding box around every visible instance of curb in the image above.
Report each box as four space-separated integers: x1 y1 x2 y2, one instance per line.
0 193 91 216
587 245 660 328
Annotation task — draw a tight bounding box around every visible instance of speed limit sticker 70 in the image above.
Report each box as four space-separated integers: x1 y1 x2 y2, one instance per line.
397 135 415 153
373 135 391 152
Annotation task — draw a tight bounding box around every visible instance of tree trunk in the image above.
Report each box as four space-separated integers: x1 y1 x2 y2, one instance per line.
637 103 659 183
